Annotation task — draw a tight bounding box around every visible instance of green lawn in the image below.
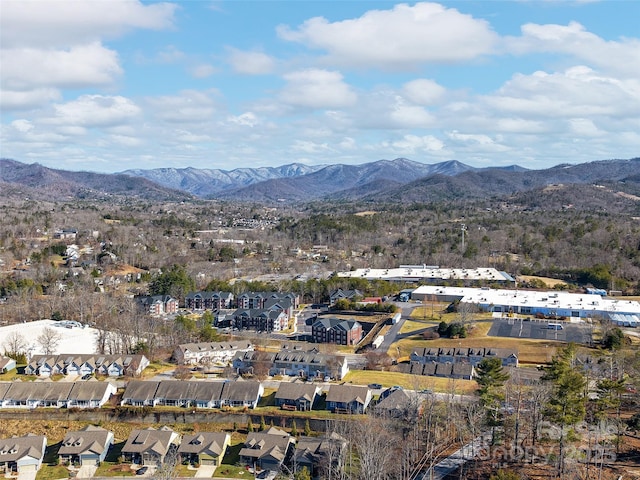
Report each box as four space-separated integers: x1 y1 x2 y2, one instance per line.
343 369 477 394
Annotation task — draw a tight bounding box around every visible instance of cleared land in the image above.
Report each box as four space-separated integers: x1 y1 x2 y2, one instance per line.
343 369 477 394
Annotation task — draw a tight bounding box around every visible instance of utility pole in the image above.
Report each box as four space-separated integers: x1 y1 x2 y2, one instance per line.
461 224 467 252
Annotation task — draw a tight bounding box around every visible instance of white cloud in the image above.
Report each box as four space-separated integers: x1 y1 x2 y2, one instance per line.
47 95 141 128
402 79 447 105
277 2 496 69
382 134 445 154
484 67 640 118
227 49 276 75
290 139 333 154
227 112 260 127
1 43 122 91
279 69 357 109
507 21 640 78
0 0 177 48
0 88 61 111
189 63 216 78
145 90 217 123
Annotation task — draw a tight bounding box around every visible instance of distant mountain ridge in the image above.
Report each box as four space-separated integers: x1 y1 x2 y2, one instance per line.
121 163 325 197
1 157 638 206
0 158 194 202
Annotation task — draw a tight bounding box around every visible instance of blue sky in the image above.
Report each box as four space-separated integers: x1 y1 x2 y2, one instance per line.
1 1 639 173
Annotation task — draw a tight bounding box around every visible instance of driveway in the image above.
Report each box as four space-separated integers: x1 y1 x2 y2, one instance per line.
194 465 216 478
76 465 98 479
16 471 37 480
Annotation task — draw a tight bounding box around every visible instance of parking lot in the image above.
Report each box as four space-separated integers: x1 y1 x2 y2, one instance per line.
488 317 592 344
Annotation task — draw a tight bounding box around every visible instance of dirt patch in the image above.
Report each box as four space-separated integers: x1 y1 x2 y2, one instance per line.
518 275 568 288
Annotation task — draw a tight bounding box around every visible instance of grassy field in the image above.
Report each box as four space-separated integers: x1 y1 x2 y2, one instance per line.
342 369 477 394
389 334 559 364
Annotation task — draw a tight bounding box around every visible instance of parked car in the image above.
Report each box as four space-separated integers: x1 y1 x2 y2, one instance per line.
368 383 382 389
136 467 148 476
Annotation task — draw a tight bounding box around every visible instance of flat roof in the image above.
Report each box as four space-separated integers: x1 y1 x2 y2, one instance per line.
336 266 513 282
412 285 640 316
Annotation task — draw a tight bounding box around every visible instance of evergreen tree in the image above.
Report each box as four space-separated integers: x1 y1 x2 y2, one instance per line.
291 420 298 437
543 343 587 477
294 467 312 480
476 357 510 444
247 418 254 433
304 419 312 437
259 416 266 431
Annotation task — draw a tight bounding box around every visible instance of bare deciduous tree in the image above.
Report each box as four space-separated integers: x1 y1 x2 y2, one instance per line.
3 331 27 355
37 326 62 355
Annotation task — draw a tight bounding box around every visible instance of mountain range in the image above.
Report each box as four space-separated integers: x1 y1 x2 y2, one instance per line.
1 157 639 207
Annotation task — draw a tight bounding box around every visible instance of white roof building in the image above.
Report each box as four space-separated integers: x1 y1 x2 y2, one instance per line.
336 266 514 283
411 285 640 323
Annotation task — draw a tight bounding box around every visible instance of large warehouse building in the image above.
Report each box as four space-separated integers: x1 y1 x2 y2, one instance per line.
411 285 640 325
336 266 515 285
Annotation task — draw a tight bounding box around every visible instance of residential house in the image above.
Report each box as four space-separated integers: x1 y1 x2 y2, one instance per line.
410 347 519 367
173 341 253 366
67 381 117 408
32 382 75 408
294 433 347 478
0 435 47 474
58 426 114 466
135 295 178 316
271 349 349 380
325 385 372 414
184 291 234 311
274 383 321 411
329 289 362 305
221 381 263 409
121 427 180 467
120 381 161 407
312 318 363 346
25 354 149 378
0 357 16 374
178 432 230 467
190 382 229 409
374 388 421 419
239 427 294 471
232 348 349 380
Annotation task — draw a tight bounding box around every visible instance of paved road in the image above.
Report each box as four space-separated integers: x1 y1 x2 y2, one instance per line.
378 302 418 352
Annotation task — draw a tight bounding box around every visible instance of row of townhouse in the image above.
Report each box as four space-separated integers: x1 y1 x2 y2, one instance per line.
404 361 475 380
185 291 300 312
0 381 116 409
410 347 519 367
172 341 254 365
120 380 264 409
232 348 350 380
0 427 344 478
230 307 289 332
25 354 149 377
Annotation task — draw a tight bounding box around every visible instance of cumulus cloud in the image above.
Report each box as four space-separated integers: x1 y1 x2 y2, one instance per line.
227 49 276 74
279 69 357 109
506 21 640 78
1 43 122 91
484 66 640 118
227 112 260 127
277 2 497 69
189 64 216 78
145 90 217 123
381 134 445 154
402 79 447 105
0 88 61 111
0 0 177 48
46 95 141 128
